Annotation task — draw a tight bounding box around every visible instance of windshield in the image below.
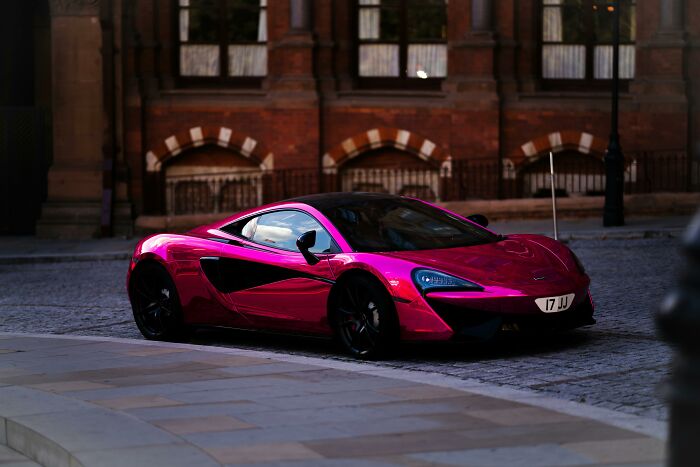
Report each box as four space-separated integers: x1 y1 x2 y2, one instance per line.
319 197 500 252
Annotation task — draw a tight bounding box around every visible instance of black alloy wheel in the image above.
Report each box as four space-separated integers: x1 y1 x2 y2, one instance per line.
331 275 398 359
130 262 188 341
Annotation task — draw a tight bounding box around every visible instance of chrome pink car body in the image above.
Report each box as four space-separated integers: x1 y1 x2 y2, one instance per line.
127 199 592 341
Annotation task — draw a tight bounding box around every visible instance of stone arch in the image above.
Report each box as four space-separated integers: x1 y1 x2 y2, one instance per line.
507 130 606 168
500 130 607 182
322 128 451 176
503 131 622 197
145 125 274 173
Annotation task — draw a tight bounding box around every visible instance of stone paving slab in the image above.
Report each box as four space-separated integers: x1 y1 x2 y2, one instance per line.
0 334 666 466
0 444 42 467
0 237 137 265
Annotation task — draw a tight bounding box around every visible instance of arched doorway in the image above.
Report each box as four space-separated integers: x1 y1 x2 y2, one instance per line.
164 145 263 215
0 0 52 234
340 147 440 201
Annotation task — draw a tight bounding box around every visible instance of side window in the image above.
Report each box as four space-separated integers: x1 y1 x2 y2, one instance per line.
223 210 336 253
221 216 257 238
240 216 258 238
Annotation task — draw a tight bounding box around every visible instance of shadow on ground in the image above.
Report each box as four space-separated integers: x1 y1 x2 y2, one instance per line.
188 325 594 364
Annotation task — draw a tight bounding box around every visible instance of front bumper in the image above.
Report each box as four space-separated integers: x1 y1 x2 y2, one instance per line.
421 288 595 341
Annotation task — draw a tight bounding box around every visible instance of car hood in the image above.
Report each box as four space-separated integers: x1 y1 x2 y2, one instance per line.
375 234 574 288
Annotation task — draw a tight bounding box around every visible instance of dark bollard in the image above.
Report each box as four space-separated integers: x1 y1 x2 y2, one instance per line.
657 209 700 467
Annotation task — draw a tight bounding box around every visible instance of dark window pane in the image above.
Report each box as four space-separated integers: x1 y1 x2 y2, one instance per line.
561 3 586 43
592 1 613 43
188 0 216 8
379 5 400 41
593 1 635 43
407 1 446 41
227 0 262 42
620 1 636 42
184 6 219 43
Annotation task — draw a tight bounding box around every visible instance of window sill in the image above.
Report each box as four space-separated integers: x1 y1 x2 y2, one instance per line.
518 90 634 100
337 89 446 99
160 88 267 97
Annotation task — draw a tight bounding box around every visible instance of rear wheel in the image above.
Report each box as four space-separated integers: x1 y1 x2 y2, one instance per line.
130 262 188 342
330 275 398 359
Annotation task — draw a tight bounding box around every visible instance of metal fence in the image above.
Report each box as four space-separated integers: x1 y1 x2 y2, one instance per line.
626 151 700 194
164 150 698 215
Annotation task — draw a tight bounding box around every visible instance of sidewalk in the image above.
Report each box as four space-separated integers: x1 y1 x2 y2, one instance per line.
0 214 691 265
0 333 665 467
0 237 138 264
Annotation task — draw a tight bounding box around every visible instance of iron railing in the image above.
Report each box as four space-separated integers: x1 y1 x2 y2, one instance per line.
163 150 697 215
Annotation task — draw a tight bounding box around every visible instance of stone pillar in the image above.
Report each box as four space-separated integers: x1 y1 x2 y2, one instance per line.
442 0 500 181
107 0 133 236
262 0 319 182
36 0 105 237
630 0 686 112
443 0 497 99
265 0 317 97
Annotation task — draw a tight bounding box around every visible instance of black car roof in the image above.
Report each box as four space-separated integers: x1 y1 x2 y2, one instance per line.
287 192 404 210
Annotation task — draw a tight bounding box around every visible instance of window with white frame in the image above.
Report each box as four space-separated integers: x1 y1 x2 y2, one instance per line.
178 0 267 81
541 0 635 84
357 0 448 88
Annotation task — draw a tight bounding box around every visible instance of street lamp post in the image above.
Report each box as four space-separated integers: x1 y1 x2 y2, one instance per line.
603 0 625 226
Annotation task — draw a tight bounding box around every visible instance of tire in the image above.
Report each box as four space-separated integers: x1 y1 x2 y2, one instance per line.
330 275 399 359
130 262 189 342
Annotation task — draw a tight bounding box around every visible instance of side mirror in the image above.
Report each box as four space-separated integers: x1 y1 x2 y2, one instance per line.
296 230 320 265
467 214 489 228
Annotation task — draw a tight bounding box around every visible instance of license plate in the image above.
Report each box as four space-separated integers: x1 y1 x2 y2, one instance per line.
535 293 575 313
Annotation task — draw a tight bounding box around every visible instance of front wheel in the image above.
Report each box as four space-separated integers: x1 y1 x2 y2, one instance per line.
330 275 399 359
130 262 188 342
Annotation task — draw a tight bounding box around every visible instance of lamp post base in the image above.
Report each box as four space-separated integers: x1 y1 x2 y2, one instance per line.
603 137 625 227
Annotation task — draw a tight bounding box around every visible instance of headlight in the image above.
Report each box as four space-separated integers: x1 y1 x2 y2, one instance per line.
412 268 483 294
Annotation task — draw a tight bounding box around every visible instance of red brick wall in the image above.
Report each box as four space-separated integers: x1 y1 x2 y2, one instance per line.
122 0 694 215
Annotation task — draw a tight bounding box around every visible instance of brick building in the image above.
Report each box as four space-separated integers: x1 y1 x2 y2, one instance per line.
1 0 697 237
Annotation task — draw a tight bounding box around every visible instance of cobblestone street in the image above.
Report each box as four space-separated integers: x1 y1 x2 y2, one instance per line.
0 237 680 422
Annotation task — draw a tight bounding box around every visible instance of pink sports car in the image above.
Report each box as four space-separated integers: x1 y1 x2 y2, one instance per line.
127 193 594 358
